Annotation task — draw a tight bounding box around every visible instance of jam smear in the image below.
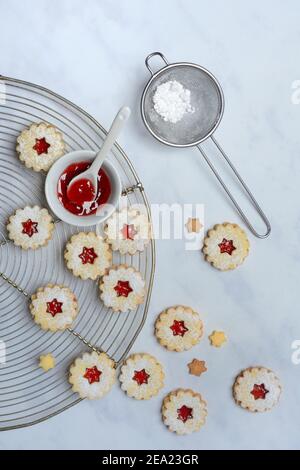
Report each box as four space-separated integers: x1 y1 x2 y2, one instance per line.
121 224 137 240
132 369 150 386
22 219 38 238
251 383 269 400
79 247 98 265
218 238 236 255
177 405 193 423
57 161 111 216
67 178 96 206
33 137 50 155
84 366 102 384
170 320 189 337
46 298 63 317
114 280 133 298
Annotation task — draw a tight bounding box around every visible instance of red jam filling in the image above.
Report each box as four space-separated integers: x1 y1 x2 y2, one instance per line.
250 383 269 400
177 405 193 423
83 366 101 384
170 320 189 337
121 224 137 240
67 178 96 206
132 369 150 386
79 247 98 265
33 137 50 155
22 219 38 238
114 280 133 298
46 298 63 317
57 161 111 216
218 238 236 255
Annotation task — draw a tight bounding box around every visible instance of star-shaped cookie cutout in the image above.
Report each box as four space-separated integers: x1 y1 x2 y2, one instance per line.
39 354 55 371
188 359 207 377
209 330 227 348
185 218 203 233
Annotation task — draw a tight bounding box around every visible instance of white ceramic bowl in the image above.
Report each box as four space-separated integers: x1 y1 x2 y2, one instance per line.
45 150 122 227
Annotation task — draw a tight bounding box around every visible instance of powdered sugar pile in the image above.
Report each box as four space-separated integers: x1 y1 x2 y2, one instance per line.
153 80 195 123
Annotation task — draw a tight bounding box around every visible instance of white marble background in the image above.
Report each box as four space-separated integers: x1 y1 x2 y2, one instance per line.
0 0 300 450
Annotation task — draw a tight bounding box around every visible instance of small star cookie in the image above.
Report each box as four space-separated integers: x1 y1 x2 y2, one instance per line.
155 306 203 352
17 122 65 172
104 207 151 255
7 206 54 250
209 330 227 348
162 389 207 435
30 284 78 331
99 265 145 312
69 351 116 399
64 232 112 280
185 218 203 233
203 222 249 271
188 359 207 377
119 353 165 400
39 354 55 371
233 367 282 412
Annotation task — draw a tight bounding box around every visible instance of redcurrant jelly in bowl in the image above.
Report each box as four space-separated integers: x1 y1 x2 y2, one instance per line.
45 150 121 227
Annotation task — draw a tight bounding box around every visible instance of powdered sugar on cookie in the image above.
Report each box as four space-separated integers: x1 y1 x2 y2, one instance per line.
65 232 112 280
155 306 203 352
104 208 151 255
119 353 164 400
162 389 207 435
17 122 65 172
203 222 249 271
7 206 54 250
69 351 115 399
100 265 145 312
30 284 78 331
233 367 282 412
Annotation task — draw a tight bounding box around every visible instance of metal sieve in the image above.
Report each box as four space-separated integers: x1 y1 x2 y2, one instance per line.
141 52 271 238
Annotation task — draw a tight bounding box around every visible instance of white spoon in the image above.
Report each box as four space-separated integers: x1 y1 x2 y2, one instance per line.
67 106 131 204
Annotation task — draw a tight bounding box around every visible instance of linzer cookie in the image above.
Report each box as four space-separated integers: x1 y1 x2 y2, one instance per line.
7 206 54 250
30 284 78 331
203 222 249 271
17 122 65 172
155 306 203 352
99 265 145 312
119 353 164 400
104 207 151 255
162 389 207 435
64 232 112 280
233 367 282 412
69 351 115 399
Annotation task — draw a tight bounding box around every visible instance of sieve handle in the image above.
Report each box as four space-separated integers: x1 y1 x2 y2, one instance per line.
145 52 169 76
197 138 271 238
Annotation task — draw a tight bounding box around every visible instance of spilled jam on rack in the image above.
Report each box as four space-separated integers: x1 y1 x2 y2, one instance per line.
33 137 50 155
114 280 133 298
57 161 111 216
132 369 150 386
177 405 193 423
170 320 188 337
22 219 38 238
46 298 63 317
84 366 102 384
121 224 137 240
218 238 236 255
79 247 98 265
250 383 269 400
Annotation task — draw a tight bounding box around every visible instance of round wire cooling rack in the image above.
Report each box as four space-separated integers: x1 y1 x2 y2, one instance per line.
0 76 155 431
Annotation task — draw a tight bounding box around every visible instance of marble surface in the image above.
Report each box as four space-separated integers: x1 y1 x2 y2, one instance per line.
0 0 300 450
